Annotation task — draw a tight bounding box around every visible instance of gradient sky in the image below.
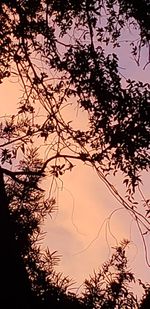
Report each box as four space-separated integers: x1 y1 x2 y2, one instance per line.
0 38 150 297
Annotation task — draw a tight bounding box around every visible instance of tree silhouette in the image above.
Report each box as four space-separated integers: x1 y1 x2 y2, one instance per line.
0 0 149 240
81 240 150 309
0 151 150 307
140 282 150 309
0 0 149 265
0 0 149 187
0 0 150 307
0 148 48 306
1 170 150 309
0 147 85 308
82 240 139 309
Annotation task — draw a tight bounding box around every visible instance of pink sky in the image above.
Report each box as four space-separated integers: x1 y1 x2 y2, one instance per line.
0 44 150 297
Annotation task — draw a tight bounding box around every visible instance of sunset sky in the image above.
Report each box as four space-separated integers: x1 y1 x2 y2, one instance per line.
0 34 150 297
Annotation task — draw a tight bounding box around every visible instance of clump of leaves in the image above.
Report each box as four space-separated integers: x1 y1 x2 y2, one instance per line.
82 240 139 309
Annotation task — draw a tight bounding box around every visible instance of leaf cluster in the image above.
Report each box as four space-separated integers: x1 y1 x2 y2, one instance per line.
0 0 150 192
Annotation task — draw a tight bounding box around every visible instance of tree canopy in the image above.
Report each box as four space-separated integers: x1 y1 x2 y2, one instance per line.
0 0 150 187
0 0 150 308
0 0 150 259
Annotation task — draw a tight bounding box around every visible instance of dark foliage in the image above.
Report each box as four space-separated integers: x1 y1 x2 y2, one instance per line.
0 1 150 308
0 148 85 308
82 240 139 309
0 0 149 191
81 240 150 309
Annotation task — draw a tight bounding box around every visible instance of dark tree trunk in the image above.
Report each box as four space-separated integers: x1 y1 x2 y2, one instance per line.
0 169 36 308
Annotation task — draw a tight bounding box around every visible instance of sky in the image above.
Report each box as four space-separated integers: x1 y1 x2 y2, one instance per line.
0 33 150 298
